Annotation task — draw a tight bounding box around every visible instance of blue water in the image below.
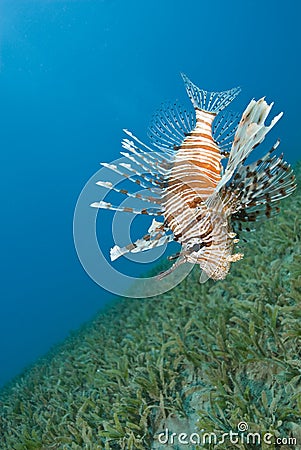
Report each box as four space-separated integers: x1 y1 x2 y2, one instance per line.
0 0 300 387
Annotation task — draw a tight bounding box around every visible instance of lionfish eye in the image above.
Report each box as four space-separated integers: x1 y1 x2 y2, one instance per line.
191 243 204 252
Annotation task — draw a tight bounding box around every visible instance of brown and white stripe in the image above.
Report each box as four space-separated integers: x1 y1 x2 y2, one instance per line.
91 74 296 282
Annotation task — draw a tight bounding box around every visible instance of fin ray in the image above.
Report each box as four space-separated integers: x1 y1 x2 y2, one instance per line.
95 181 162 204
226 142 297 225
110 219 173 261
212 110 240 153
90 200 163 216
181 73 241 114
100 162 161 193
148 100 195 151
216 98 283 191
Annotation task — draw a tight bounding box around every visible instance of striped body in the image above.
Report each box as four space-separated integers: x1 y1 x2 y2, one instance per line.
92 74 296 282
163 109 236 279
164 109 220 229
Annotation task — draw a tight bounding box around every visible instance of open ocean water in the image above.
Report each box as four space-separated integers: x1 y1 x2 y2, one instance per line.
0 3 300 446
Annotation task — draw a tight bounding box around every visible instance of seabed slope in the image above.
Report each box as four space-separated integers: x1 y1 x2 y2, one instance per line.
0 164 301 450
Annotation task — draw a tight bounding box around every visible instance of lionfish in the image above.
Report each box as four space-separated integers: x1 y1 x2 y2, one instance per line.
91 74 296 281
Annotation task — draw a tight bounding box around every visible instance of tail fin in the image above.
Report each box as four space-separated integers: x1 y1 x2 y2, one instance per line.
181 73 241 114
